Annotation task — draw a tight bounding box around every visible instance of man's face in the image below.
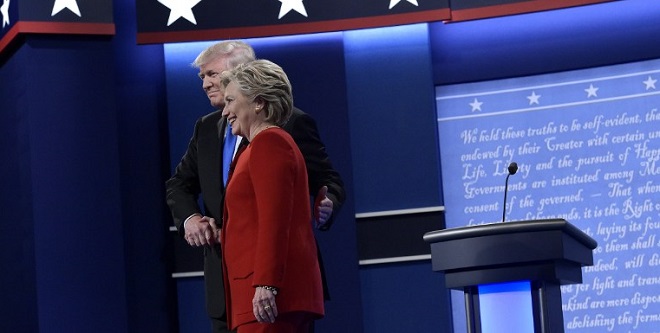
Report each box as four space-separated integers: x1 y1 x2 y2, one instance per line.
198 56 229 108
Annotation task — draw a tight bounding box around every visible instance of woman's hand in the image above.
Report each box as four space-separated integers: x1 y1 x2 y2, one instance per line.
252 286 278 323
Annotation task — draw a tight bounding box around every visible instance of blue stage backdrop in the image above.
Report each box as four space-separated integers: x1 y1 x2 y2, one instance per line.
436 58 660 332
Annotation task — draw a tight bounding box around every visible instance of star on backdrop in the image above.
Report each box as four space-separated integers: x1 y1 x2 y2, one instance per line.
52 0 81 17
1 0 9 28
278 0 307 19
158 0 202 26
585 84 599 98
469 98 483 112
389 0 419 10
643 76 657 90
527 91 541 105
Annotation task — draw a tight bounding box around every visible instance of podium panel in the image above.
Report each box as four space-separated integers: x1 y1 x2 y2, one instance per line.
424 219 597 333
478 282 534 333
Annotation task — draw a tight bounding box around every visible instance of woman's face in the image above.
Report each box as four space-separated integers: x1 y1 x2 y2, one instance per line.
222 81 260 139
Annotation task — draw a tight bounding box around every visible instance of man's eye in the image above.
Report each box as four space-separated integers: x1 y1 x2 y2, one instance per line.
209 72 219 78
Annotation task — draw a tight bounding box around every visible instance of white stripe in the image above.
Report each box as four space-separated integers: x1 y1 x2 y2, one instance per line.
172 271 204 278
438 90 660 122
359 254 431 266
436 68 660 100
171 256 434 277
356 206 444 219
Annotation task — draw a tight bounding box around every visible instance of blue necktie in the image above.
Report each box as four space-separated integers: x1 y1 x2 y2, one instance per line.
223 124 237 186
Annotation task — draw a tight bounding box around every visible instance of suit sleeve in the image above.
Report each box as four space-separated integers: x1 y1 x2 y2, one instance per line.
288 112 346 230
249 133 299 286
165 118 203 237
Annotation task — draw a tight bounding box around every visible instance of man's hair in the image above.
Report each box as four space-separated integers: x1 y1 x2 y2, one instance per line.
192 40 256 69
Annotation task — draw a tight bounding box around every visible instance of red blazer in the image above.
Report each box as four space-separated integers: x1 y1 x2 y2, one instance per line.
221 127 324 329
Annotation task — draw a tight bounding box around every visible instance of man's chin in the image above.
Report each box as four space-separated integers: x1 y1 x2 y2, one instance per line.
210 101 225 109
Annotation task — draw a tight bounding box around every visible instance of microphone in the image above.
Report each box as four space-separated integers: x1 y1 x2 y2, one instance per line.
502 162 518 222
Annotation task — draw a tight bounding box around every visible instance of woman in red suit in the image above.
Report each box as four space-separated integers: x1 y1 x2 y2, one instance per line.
219 59 324 333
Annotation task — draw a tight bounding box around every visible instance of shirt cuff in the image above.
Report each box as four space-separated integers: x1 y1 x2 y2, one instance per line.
183 213 201 229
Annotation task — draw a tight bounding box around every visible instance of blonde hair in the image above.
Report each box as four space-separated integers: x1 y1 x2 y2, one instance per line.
192 40 256 69
221 60 293 126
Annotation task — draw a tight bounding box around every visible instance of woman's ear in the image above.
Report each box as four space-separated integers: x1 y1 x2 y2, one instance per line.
254 98 265 113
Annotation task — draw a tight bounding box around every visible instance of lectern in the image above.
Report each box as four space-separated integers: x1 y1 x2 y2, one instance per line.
423 219 597 333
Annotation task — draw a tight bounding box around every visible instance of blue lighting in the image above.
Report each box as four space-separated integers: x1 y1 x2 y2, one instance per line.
163 31 343 60
479 281 534 333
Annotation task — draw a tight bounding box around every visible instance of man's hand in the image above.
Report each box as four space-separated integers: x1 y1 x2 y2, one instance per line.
314 186 333 228
184 215 217 246
209 218 222 244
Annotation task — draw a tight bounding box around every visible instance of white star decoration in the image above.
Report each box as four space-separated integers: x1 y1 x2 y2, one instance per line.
643 76 657 90
527 91 541 105
389 0 419 9
585 84 599 98
278 0 307 19
1 0 9 28
158 0 202 26
469 98 483 112
51 0 81 17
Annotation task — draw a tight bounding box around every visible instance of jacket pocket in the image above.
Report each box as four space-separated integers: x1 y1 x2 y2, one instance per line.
232 271 254 281
231 271 255 316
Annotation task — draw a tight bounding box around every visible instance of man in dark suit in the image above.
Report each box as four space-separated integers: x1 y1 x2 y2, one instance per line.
165 40 345 333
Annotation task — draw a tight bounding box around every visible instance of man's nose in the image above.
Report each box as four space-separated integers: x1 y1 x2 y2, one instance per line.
202 78 212 89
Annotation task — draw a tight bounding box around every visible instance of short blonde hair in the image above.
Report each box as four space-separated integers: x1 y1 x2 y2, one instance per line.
192 40 256 69
221 60 293 126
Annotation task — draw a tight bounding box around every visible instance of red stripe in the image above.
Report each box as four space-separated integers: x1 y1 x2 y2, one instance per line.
0 23 21 56
137 9 451 44
1 21 115 56
15 21 115 35
449 0 615 22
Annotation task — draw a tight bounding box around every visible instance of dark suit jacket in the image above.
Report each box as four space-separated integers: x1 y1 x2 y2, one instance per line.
165 107 345 319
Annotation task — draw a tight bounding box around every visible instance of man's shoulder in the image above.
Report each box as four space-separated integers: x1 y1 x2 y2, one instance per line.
200 110 223 123
290 106 305 118
285 107 309 128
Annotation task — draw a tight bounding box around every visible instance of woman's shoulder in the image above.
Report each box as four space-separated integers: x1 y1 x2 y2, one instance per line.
249 128 301 163
254 127 294 144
